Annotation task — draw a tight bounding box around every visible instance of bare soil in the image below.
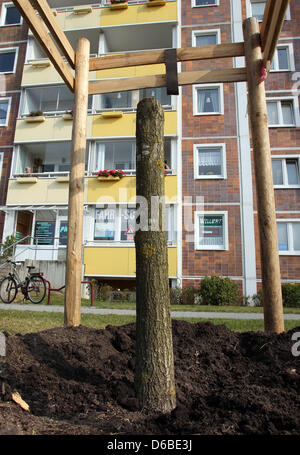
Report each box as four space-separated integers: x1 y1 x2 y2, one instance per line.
0 321 299 435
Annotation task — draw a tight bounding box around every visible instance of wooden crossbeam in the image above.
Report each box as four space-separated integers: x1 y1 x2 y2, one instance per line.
32 0 75 69
89 42 245 72
261 0 290 67
12 0 75 91
89 68 247 95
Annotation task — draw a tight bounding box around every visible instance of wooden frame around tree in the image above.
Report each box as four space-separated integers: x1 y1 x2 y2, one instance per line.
12 0 290 333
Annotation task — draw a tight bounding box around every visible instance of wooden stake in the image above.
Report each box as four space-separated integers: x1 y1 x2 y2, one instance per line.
64 38 90 327
243 18 284 334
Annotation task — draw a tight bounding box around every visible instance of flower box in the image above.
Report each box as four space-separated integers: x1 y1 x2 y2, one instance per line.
97 176 120 181
147 0 166 6
56 176 70 183
31 59 51 68
25 116 45 123
62 113 73 121
109 1 128 10
16 177 38 184
101 111 123 119
73 6 92 14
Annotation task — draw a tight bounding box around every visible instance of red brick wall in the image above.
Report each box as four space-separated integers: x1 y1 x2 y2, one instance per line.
181 1 242 284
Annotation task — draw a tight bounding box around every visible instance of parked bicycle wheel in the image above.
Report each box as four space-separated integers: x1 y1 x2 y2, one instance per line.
0 276 17 304
26 275 46 304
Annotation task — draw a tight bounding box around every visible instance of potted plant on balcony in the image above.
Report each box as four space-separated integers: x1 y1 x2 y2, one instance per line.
109 0 128 10
25 110 45 123
97 169 126 181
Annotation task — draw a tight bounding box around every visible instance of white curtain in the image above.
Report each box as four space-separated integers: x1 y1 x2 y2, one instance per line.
96 143 105 170
198 89 219 113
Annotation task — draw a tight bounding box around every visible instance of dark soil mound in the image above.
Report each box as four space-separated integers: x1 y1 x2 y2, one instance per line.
0 320 299 435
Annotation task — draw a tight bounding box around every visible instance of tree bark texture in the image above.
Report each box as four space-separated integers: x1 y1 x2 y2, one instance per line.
135 98 176 413
243 18 284 333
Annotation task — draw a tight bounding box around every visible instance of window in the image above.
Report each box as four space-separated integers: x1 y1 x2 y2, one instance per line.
21 86 92 116
94 205 176 243
0 98 10 126
270 45 295 72
192 30 220 47
267 99 297 127
1 3 21 26
193 84 223 115
277 221 300 254
272 157 300 187
95 139 172 172
192 0 219 7
139 88 171 108
195 211 228 250
194 143 226 179
250 1 290 21
96 87 171 111
0 48 17 73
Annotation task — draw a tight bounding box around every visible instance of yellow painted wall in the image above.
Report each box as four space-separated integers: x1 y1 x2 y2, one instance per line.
22 64 96 87
100 2 177 27
92 111 177 138
84 246 177 277
56 9 101 30
6 178 88 205
14 116 93 143
87 175 177 203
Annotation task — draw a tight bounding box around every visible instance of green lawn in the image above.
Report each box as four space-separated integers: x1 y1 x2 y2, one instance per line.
0 309 299 335
23 293 300 314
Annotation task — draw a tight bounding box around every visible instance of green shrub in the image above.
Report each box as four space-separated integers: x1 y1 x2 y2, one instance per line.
182 286 198 305
169 286 182 305
199 275 240 306
281 283 300 308
2 235 17 259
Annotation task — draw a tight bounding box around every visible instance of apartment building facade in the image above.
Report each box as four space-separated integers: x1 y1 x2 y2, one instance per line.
1 0 299 297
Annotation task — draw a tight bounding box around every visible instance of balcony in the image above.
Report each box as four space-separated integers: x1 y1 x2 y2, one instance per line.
92 110 177 137
87 174 177 203
6 177 88 205
84 245 177 277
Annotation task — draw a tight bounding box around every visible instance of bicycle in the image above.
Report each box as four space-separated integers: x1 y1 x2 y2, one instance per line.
0 260 47 304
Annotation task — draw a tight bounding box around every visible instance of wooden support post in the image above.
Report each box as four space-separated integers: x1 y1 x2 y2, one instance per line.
64 38 90 327
243 18 284 334
135 98 176 413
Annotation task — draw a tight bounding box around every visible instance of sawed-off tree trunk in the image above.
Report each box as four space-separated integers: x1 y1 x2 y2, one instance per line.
135 98 176 413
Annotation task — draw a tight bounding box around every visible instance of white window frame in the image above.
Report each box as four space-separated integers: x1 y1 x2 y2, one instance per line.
193 143 227 180
272 155 300 189
0 96 11 127
270 43 295 72
0 2 22 26
277 219 300 256
194 210 229 251
267 97 300 128
192 0 219 7
193 83 224 116
248 1 291 21
0 47 18 74
192 29 221 47
0 152 3 181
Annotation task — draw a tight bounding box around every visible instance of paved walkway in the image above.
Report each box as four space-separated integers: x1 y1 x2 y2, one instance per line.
0 303 299 320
